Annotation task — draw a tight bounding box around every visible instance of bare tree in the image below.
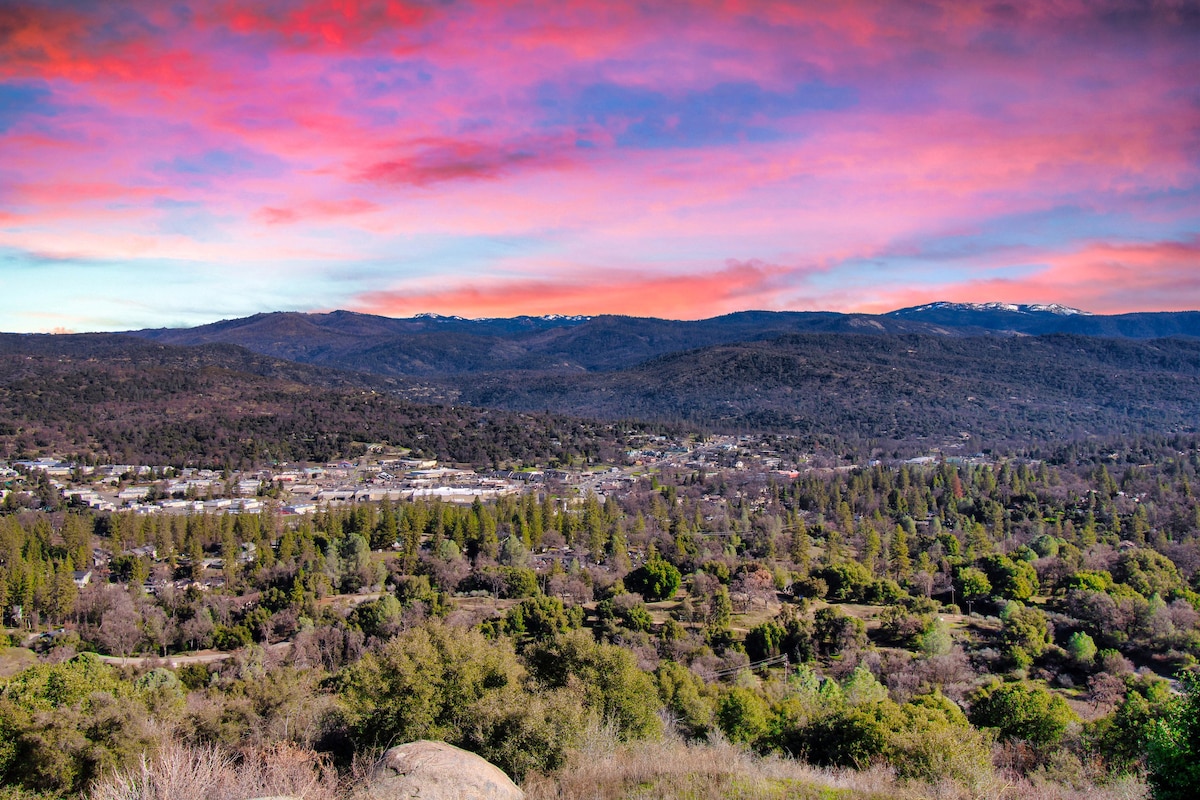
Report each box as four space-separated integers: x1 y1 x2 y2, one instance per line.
99 593 143 657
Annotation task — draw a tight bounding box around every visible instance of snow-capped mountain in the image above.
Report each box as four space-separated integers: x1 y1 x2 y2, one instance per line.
410 312 591 323
892 301 1091 316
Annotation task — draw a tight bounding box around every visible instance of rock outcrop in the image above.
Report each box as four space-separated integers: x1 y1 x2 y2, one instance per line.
353 740 524 800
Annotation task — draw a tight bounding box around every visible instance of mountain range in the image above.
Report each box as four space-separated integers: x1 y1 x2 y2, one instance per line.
128 304 1200 376
3 302 1200 461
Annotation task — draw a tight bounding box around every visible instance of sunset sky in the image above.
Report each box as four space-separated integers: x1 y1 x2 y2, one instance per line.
2 0 1199 331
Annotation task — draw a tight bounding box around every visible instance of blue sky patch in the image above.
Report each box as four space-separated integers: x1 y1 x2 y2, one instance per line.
0 83 53 133
538 80 857 148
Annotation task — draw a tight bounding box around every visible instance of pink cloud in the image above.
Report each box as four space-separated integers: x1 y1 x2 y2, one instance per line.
849 238 1200 315
350 260 798 319
255 197 378 225
211 0 435 51
355 138 573 187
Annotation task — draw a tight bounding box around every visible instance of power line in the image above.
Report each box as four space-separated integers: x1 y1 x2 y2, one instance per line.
709 653 788 678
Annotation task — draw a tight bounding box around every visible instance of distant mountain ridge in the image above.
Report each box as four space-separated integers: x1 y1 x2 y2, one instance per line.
886 302 1200 337
0 332 637 465
130 309 945 375
125 304 1200 377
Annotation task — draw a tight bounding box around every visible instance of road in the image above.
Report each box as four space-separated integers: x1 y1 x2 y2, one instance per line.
97 641 292 668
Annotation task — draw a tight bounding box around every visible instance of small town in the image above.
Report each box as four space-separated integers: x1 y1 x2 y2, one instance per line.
0 433 1000 605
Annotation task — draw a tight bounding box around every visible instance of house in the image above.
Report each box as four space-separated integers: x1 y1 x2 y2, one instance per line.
124 545 158 560
117 486 152 502
72 570 93 588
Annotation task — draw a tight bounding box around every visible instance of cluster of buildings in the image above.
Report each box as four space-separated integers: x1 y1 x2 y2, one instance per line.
1 433 839 519
3 455 544 516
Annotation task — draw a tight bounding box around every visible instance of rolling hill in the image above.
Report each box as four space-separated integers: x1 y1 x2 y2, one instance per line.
0 333 644 466
433 333 1200 445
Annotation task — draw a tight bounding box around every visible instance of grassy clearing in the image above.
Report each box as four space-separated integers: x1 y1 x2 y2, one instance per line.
0 647 37 679
730 600 784 633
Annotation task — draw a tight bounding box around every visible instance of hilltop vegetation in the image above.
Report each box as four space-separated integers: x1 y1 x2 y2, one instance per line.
0 334 661 467
447 333 1200 444
4 436 1200 797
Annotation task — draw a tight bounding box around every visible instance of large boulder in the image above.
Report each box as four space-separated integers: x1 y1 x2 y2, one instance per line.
355 740 524 800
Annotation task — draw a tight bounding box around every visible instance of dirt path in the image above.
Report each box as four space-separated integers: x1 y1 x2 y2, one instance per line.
97 641 292 668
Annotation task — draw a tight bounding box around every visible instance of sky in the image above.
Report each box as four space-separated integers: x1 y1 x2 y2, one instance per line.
1 0 1199 332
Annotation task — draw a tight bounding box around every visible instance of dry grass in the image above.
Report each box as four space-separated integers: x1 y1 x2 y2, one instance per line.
85 731 1150 800
522 725 914 800
522 728 1150 800
89 741 341 800
0 646 37 679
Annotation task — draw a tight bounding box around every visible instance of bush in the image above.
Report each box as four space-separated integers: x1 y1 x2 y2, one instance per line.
1114 550 1182 598
655 662 713 739
1147 670 1200 800
892 694 994 790
626 558 682 602
503 594 581 643
792 703 896 768
715 687 770 745
500 567 540 599
1088 676 1171 774
1067 631 1098 668
212 625 253 651
812 606 866 657
954 566 991 601
0 655 160 795
978 554 1038 601
968 679 1075 750
525 630 662 741
745 620 786 661
812 562 873 602
335 622 526 749
1000 604 1051 663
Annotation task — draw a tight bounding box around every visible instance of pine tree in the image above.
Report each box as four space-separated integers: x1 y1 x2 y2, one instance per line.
861 526 882 576
891 525 912 580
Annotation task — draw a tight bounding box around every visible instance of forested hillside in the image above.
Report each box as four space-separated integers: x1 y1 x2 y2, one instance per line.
3 437 1200 798
445 334 1200 445
0 335 652 467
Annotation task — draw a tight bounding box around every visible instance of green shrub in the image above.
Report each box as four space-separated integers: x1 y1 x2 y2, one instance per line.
716 687 770 745
1147 670 1200 800
627 558 682 601
968 679 1075 750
